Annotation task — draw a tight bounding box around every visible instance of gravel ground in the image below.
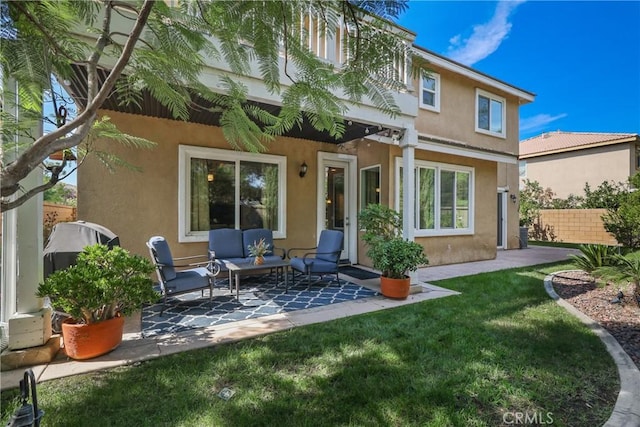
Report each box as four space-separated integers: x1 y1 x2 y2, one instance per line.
551 270 639 369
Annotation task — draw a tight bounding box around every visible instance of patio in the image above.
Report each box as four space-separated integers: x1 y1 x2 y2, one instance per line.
1 247 576 387
141 273 379 338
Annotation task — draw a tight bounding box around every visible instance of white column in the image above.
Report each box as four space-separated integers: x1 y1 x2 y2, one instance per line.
1 77 51 350
399 126 418 283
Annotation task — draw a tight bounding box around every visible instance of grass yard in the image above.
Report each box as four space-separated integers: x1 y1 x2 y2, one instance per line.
1 262 619 426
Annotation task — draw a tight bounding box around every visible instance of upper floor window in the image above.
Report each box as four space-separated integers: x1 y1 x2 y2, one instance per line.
178 145 287 242
476 89 506 138
519 160 527 177
419 73 440 112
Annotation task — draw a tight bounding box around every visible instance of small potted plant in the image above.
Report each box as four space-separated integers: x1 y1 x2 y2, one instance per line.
358 204 429 299
247 238 272 265
36 244 158 360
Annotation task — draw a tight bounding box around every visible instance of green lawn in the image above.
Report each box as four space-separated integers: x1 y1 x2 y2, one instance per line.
1 262 619 427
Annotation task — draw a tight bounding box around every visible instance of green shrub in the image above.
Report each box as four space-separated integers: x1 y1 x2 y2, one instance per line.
358 204 428 279
569 244 620 273
37 244 158 324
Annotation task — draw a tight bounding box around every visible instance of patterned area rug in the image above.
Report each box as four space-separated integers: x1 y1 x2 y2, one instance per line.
141 274 378 338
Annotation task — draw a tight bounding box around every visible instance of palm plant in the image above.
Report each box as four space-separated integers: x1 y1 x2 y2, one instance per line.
569 244 620 273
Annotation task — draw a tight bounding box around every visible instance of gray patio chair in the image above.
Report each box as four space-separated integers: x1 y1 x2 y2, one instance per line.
146 236 220 315
288 230 344 286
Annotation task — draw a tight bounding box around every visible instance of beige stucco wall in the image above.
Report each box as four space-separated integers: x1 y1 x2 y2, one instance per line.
523 144 634 199
79 109 516 268
78 111 343 260
355 146 499 267
413 67 520 157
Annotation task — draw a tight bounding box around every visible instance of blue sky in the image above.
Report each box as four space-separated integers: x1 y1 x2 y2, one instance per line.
396 0 640 140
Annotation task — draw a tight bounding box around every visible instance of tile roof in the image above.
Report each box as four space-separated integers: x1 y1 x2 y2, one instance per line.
519 131 639 158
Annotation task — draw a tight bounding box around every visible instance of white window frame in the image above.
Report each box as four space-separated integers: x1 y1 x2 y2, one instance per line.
519 160 527 178
475 88 506 138
178 145 287 242
419 73 440 112
360 165 381 209
395 158 474 237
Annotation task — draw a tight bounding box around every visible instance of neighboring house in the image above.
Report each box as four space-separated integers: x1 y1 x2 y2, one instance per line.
74 14 534 267
519 131 640 198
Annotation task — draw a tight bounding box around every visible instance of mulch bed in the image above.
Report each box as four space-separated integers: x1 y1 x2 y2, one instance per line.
551 270 639 369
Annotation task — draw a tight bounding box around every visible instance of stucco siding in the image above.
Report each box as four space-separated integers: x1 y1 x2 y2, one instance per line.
79 111 342 260
413 67 520 156
524 144 633 198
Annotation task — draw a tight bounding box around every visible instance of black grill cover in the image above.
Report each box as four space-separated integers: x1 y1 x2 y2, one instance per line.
43 221 120 279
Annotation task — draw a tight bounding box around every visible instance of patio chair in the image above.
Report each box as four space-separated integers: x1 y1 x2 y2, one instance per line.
288 230 343 286
146 236 220 315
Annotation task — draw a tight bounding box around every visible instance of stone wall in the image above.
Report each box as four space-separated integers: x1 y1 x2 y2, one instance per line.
534 209 618 246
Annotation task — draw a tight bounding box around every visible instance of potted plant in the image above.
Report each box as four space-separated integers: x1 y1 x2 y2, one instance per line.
36 244 158 360
247 238 271 265
358 204 429 299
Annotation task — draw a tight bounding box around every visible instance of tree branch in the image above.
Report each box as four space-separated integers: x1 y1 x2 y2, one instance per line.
1 0 155 204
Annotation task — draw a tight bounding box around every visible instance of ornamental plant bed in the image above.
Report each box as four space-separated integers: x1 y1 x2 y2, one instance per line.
551 270 640 369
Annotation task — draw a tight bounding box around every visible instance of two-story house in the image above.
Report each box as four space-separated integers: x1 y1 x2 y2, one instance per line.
519 131 640 198
74 12 534 267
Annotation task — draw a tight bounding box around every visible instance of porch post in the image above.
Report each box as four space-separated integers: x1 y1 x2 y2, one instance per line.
399 125 418 283
1 77 51 351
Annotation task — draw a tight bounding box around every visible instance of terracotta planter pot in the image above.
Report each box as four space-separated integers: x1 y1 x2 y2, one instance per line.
380 275 411 299
254 256 264 265
61 315 125 360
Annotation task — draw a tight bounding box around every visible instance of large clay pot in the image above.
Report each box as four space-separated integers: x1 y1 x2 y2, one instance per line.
61 315 125 360
380 275 411 299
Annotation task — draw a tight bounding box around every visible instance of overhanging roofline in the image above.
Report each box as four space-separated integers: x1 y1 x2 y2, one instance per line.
417 133 518 164
520 135 640 159
413 46 535 104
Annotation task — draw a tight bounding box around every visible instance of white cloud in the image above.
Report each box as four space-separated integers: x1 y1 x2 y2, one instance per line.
447 0 526 66
519 113 568 133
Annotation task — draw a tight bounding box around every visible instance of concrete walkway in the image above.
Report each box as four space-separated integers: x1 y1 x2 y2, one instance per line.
2 245 638 425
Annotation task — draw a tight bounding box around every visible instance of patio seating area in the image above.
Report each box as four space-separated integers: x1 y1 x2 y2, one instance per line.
141 273 378 338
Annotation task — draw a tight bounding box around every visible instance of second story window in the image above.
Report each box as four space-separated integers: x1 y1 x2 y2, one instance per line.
420 73 440 112
476 89 506 138
519 160 527 177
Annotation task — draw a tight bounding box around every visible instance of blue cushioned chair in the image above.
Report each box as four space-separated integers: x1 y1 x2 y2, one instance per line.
288 230 344 286
147 236 219 315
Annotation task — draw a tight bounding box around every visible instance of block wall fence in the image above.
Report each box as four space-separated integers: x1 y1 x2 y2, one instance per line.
533 209 618 246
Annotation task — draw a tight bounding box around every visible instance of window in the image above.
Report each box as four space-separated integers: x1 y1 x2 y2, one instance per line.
360 165 381 208
419 73 440 112
519 160 527 177
397 159 474 236
179 145 286 242
476 89 506 138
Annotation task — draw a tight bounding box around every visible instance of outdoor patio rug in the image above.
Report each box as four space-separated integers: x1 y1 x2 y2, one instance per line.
141 275 378 338
338 265 380 280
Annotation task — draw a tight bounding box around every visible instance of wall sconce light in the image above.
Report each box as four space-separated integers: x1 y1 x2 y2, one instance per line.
510 194 517 203
299 162 308 178
207 173 214 182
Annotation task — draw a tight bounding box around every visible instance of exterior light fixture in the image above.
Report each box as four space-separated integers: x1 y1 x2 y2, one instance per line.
510 194 517 203
207 173 214 182
299 162 308 178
